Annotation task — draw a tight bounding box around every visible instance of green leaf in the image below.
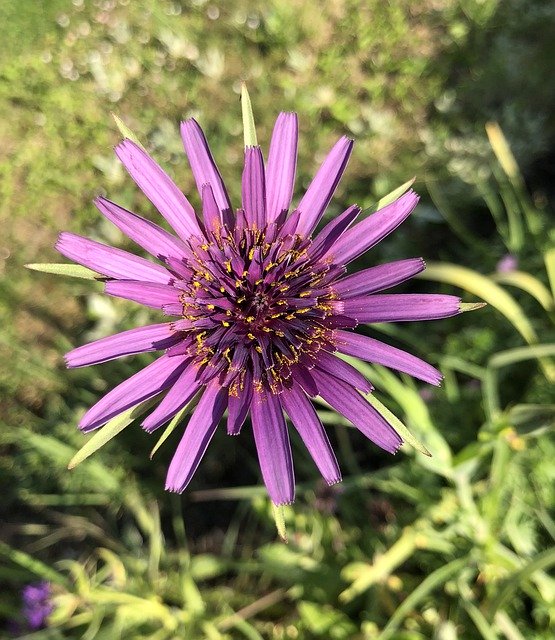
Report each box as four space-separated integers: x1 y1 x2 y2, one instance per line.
489 343 555 369
508 403 555 436
463 600 498 640
365 393 431 456
340 527 419 602
271 503 288 543
376 177 415 210
241 83 257 147
0 541 68 586
545 248 555 298
25 263 102 280
491 270 554 311
459 302 487 313
112 113 146 150
378 558 468 640
488 547 555 616
486 121 520 181
418 262 537 344
150 391 201 459
68 398 157 469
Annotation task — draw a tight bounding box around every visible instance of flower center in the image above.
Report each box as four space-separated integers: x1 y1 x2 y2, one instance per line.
170 224 345 393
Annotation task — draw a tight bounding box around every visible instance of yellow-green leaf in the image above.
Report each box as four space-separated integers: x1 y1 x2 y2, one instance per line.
485 121 520 181
68 398 157 469
376 177 416 210
491 270 554 311
365 393 431 457
418 263 537 344
112 113 146 150
544 248 555 298
489 344 555 369
25 263 102 280
150 391 201 459
241 83 257 147
271 503 288 543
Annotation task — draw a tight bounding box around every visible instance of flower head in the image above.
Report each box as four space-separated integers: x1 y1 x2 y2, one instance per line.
58 103 462 505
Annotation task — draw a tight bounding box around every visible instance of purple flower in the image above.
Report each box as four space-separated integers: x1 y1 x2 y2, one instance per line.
496 254 518 273
21 582 52 630
58 111 462 505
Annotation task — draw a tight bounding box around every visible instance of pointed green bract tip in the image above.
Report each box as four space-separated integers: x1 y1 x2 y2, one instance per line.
271 503 288 543
25 263 102 280
460 302 487 313
111 113 146 151
241 83 258 148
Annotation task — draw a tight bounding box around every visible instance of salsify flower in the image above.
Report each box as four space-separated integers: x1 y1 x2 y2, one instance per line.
57 101 464 506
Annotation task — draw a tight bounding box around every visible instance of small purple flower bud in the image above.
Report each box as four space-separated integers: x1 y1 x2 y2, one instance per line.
496 254 518 273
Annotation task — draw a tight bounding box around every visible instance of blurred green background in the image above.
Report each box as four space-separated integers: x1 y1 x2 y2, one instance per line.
1 0 554 638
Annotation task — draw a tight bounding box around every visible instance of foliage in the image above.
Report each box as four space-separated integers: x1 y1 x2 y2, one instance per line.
1 1 554 639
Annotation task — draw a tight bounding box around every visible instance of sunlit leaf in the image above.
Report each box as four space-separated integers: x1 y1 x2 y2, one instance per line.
491 270 554 311
68 398 157 469
271 503 288 543
545 248 555 298
150 391 201 459
241 83 257 147
111 113 146 150
365 393 431 456
375 177 415 211
25 263 102 280
418 262 537 344
486 121 519 181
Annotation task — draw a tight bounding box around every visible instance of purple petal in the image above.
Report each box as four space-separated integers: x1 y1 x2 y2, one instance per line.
201 183 221 233
242 146 266 228
115 139 203 240
292 365 319 397
266 112 298 222
165 380 228 492
328 190 419 264
295 136 354 237
334 258 426 298
316 350 373 393
56 232 171 283
227 370 253 435
142 363 202 432
311 367 402 454
180 118 232 216
334 330 443 385
281 383 341 485
105 280 181 309
94 197 190 262
251 387 295 505
79 354 188 431
65 323 179 368
337 294 461 323
308 204 360 261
